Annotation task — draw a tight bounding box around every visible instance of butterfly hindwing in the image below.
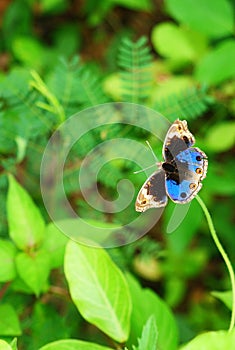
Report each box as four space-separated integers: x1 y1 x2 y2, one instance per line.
166 147 208 203
135 170 168 212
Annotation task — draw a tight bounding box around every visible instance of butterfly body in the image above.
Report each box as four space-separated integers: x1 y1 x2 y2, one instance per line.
135 120 208 212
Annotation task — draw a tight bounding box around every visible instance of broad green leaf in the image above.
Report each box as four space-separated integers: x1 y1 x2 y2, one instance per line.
39 339 113 350
126 274 178 350
16 249 50 296
0 340 12 350
12 36 44 69
211 290 233 311
195 40 235 86
42 223 68 269
0 304 21 336
0 239 17 282
7 175 45 250
165 0 234 39
152 22 207 62
64 240 132 342
204 121 235 151
180 329 235 349
137 315 158 350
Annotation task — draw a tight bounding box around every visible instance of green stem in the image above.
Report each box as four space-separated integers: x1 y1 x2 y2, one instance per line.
196 195 235 332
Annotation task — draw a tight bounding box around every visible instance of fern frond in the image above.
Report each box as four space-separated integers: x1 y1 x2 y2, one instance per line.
46 57 82 116
77 65 110 108
47 57 109 116
0 68 53 151
118 36 154 103
153 85 214 121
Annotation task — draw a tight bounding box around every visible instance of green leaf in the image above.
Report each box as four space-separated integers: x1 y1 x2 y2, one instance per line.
195 40 235 86
15 249 50 296
42 223 68 269
0 340 12 350
165 0 234 39
126 274 178 350
53 24 81 57
0 239 17 282
114 0 152 11
15 136 27 163
211 290 233 311
137 315 158 350
39 339 113 350
7 175 45 250
64 240 132 342
12 36 45 69
204 121 235 152
40 0 68 13
30 302 70 349
180 329 235 349
10 338 17 350
2 0 31 51
152 22 207 62
0 304 21 336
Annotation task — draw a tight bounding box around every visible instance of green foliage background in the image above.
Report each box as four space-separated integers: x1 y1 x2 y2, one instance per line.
0 0 235 349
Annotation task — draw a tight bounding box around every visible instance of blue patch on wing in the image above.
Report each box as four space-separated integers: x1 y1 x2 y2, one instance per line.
176 148 204 165
166 178 196 203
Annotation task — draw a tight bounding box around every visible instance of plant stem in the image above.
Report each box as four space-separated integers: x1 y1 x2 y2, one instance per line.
196 195 235 332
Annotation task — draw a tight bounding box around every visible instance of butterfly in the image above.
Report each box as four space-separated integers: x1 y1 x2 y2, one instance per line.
135 119 208 212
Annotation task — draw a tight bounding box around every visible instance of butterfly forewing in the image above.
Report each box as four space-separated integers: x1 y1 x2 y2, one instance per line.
163 119 195 161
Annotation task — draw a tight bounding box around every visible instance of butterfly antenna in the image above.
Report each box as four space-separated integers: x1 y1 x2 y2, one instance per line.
145 141 158 162
133 163 156 174
133 141 161 174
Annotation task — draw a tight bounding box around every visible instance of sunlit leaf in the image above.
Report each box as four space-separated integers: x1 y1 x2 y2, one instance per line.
211 291 233 311
16 249 50 296
180 329 235 349
0 239 17 282
195 40 235 86
136 315 158 350
0 339 12 350
152 22 207 62
204 121 235 151
64 240 132 342
0 304 21 336
7 175 45 250
165 0 234 39
39 339 113 350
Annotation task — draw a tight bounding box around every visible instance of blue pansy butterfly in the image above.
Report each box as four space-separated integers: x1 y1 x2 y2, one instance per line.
135 119 208 212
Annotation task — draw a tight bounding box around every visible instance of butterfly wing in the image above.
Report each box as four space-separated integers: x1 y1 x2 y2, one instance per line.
135 170 168 212
163 119 195 161
166 147 208 203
